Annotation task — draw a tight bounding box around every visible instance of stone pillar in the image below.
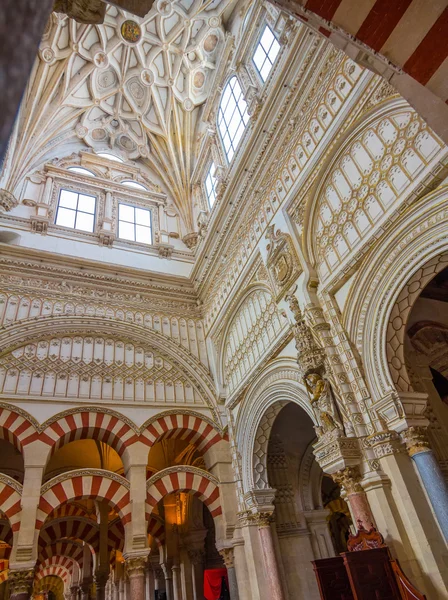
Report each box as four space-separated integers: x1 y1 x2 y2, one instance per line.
252 513 285 600
219 548 239 600
152 565 165 596
81 581 92 600
171 564 181 600
404 426 448 542
126 556 147 600
161 562 173 600
95 570 109 600
331 466 375 529
8 569 35 600
145 563 155 600
188 550 204 600
71 586 80 600
119 577 125 600
113 581 119 600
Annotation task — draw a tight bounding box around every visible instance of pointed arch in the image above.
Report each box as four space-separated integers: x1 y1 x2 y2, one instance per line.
146 466 222 519
36 471 131 530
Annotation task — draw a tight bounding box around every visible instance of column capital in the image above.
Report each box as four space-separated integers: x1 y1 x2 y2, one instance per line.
402 426 431 457
8 568 35 595
187 548 205 566
331 465 363 494
243 487 276 515
218 547 235 569
125 555 147 578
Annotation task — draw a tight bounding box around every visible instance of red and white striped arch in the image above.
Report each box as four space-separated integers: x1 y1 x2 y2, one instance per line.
272 0 448 104
36 560 73 584
108 518 125 553
0 480 22 532
0 517 12 545
146 467 222 519
39 540 84 568
36 472 131 530
41 410 138 457
147 515 165 547
140 412 227 453
0 406 37 452
50 503 98 520
39 517 99 552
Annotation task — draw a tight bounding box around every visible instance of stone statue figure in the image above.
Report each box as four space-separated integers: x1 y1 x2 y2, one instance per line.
304 372 344 435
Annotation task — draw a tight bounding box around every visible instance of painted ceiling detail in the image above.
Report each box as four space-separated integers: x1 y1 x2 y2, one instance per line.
5 0 230 229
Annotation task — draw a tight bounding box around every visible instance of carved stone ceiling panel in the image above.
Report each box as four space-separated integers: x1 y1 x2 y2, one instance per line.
8 1 230 229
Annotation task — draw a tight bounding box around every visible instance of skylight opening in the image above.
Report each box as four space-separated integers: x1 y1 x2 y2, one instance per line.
205 162 218 208
97 152 124 163
68 167 96 177
118 203 152 244
252 25 281 82
121 180 148 191
218 76 249 162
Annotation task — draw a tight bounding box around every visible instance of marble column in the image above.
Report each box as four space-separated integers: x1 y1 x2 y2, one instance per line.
404 426 448 542
331 466 376 530
172 564 181 600
71 586 80 600
219 548 239 600
252 513 285 600
81 581 92 600
188 550 204 600
145 564 155 600
126 556 147 600
161 562 174 600
118 578 125 600
113 581 119 600
95 570 109 600
8 569 35 600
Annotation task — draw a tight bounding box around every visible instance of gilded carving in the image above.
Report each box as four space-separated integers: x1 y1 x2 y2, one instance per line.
403 426 431 457
331 466 363 495
265 226 301 300
8 569 35 594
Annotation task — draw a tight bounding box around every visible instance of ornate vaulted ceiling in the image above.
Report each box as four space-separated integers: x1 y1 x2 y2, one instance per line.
6 0 232 229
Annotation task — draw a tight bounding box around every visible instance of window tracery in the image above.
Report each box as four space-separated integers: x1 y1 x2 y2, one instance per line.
205 162 218 209
218 77 249 162
252 26 281 82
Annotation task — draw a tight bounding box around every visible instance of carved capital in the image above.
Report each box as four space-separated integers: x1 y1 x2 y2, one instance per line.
219 547 235 568
331 465 363 495
187 549 204 566
125 556 147 578
182 232 199 250
0 189 18 212
403 426 431 457
248 511 273 527
157 243 174 258
8 569 35 595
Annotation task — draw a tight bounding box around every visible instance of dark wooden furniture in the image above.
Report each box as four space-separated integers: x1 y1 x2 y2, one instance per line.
313 526 426 600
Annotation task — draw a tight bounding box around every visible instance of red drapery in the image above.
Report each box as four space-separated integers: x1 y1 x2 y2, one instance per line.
204 568 228 600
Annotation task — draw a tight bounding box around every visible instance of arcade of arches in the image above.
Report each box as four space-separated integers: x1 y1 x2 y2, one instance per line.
0 1 448 599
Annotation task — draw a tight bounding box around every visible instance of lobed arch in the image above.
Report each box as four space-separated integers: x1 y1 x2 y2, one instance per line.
343 186 448 404
303 98 445 282
0 315 218 414
146 466 223 536
235 358 315 495
36 470 131 531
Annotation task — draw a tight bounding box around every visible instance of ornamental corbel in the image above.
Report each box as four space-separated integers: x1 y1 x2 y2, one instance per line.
157 243 174 259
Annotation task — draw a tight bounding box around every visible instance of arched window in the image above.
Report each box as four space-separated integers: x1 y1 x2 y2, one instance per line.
67 167 95 177
121 180 148 191
253 25 280 82
218 77 249 162
205 162 218 208
97 152 124 163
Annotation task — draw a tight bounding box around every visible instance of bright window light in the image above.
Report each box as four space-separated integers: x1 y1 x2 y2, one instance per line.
118 203 152 244
253 26 281 82
97 152 124 163
205 162 218 208
121 180 148 191
55 189 96 233
68 167 95 177
218 76 249 162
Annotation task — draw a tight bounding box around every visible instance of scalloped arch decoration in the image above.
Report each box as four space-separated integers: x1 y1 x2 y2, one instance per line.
312 107 443 281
